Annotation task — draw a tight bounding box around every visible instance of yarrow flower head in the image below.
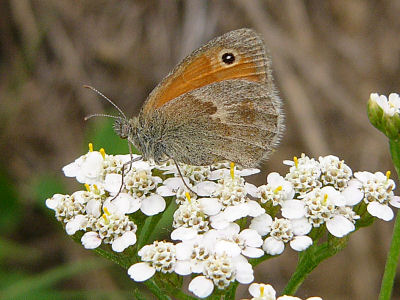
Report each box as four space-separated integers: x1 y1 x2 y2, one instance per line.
258 172 295 206
284 154 322 196
47 144 399 299
354 171 400 221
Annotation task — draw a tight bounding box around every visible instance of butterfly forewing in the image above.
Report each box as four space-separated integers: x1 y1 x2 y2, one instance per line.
141 28 273 115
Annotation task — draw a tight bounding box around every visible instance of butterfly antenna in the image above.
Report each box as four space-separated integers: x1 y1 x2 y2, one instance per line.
84 113 122 121
83 85 127 119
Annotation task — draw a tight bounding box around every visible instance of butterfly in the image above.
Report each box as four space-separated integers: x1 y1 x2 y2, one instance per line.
89 28 284 169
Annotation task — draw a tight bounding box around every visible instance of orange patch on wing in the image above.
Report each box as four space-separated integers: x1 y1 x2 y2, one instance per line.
152 50 262 109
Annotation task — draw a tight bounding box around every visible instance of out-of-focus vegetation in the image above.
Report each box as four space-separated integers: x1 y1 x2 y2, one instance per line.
0 1 399 299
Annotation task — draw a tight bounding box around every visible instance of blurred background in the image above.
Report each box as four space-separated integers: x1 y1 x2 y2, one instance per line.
1 0 400 299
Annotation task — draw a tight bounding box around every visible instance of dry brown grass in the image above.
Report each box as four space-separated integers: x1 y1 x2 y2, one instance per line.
1 1 399 299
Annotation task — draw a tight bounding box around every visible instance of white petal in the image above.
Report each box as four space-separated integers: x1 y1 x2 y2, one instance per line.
66 215 87 235
223 203 249 221
390 196 400 208
174 260 192 275
367 202 394 221
267 172 284 186
128 263 155 282
290 236 313 251
246 200 265 217
234 261 254 284
175 242 194 260
195 181 218 196
104 173 123 194
342 186 364 206
239 229 263 247
242 247 264 258
140 194 166 216
86 199 101 217
114 193 140 214
163 177 188 190
188 276 214 298
45 194 64 210
208 169 228 180
131 160 152 171
245 183 260 198
263 237 285 255
156 185 175 197
281 200 306 219
112 231 137 252
283 160 295 166
198 198 222 216
81 232 102 249
249 283 276 298
219 222 241 237
249 213 273 236
326 215 355 237
171 227 197 241
238 168 260 176
210 214 231 229
62 160 80 177
291 218 312 236
215 240 241 257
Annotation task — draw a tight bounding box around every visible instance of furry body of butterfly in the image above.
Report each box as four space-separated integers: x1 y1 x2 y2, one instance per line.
114 28 284 167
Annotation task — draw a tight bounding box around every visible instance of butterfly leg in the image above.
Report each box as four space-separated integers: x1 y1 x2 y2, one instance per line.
110 155 142 201
173 159 196 195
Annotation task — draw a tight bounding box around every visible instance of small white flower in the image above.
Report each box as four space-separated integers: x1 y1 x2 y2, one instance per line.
355 171 398 221
173 200 209 233
262 218 312 255
247 282 323 300
63 151 104 184
285 154 322 196
138 241 177 273
248 283 276 300
258 172 295 205
318 155 352 191
302 187 357 237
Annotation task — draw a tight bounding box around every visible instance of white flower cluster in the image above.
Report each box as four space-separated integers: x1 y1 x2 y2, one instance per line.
244 282 322 300
46 146 167 252
47 148 400 299
370 92 400 116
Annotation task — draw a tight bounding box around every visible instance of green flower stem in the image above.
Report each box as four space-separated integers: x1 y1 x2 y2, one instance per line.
144 279 172 300
283 236 348 295
379 140 400 300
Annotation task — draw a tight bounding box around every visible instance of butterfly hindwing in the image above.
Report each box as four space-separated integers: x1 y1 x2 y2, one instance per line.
144 79 283 167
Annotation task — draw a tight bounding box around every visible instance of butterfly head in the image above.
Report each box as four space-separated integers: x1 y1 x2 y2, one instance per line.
113 117 138 140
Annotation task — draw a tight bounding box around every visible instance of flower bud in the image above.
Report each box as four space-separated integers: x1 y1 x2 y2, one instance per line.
367 93 400 141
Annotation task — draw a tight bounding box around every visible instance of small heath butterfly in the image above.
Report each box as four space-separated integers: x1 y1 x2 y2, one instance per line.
93 28 284 168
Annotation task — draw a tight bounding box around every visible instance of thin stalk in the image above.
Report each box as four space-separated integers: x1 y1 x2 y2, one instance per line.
379 140 400 300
